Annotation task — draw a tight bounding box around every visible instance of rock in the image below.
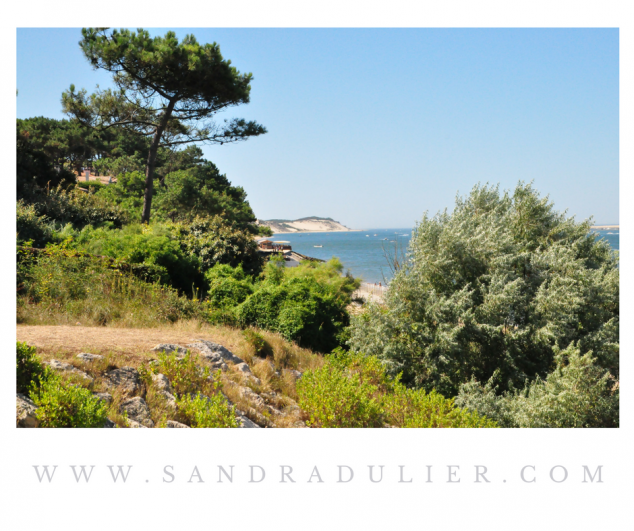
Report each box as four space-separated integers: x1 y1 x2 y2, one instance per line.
152 343 188 356
45 360 94 383
104 367 140 394
77 353 104 362
103 418 116 428
166 420 190 428
46 359 74 371
16 394 39 428
93 392 113 404
151 373 173 394
120 397 154 428
234 363 262 385
236 414 261 428
188 340 244 365
151 373 177 408
202 355 228 372
127 420 148 428
238 386 266 409
235 362 253 375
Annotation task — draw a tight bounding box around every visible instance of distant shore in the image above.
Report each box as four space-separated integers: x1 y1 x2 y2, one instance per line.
591 225 619 230
270 229 362 235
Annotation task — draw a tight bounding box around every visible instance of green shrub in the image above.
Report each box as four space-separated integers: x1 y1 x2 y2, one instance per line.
73 223 204 293
297 353 389 428
175 215 262 276
456 343 619 428
349 182 619 397
144 351 211 398
30 374 109 428
17 201 58 248
297 352 496 428
237 274 352 353
207 276 254 308
384 386 497 428
16 342 50 396
31 186 128 229
176 390 238 428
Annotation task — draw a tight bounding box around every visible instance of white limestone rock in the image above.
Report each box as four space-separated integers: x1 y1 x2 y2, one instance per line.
166 420 190 428
120 396 154 428
45 360 94 383
104 367 140 394
16 394 39 428
188 340 244 365
77 353 104 362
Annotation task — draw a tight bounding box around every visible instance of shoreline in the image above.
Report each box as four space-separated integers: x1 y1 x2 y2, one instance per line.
270 229 363 235
591 225 619 230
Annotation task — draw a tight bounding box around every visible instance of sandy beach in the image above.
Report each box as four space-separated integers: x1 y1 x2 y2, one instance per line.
591 225 619 230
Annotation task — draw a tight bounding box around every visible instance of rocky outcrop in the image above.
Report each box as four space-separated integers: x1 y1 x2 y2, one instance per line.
166 420 189 428
188 340 243 365
234 363 262 385
104 367 140 394
152 344 188 356
151 373 177 408
237 414 261 428
77 353 104 362
93 392 113 405
16 394 39 428
239 386 267 409
45 360 94 383
120 396 154 428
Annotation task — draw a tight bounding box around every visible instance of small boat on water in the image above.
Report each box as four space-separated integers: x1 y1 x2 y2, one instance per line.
366 235 370 237
383 238 389 240
314 245 323 248
373 234 377 236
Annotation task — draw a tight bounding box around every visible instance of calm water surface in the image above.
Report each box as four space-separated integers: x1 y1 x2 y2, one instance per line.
270 228 619 284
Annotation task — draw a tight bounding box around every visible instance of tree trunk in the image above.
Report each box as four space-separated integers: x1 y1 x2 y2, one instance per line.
141 100 176 224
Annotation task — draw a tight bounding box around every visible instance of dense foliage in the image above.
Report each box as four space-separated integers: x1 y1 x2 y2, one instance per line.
349 183 619 394
31 374 109 428
297 351 497 428
62 27 266 222
17 243 200 326
348 183 619 427
141 351 238 428
235 258 360 352
16 342 50 396
455 343 618 428
17 342 109 428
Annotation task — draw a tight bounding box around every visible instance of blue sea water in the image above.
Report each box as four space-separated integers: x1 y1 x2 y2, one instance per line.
271 228 619 285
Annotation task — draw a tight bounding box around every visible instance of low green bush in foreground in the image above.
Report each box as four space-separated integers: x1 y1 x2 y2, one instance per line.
30 374 109 428
176 391 239 428
16 341 50 397
297 351 497 428
141 351 238 428
17 342 108 428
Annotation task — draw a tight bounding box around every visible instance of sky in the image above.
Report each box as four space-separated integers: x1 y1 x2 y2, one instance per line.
16 28 619 228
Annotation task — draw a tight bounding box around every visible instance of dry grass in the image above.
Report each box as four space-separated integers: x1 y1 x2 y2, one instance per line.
17 321 324 428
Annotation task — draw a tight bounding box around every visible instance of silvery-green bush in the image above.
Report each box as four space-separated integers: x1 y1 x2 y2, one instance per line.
348 183 619 405
455 343 618 428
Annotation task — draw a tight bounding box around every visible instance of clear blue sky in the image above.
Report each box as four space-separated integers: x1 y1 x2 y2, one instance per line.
17 28 619 228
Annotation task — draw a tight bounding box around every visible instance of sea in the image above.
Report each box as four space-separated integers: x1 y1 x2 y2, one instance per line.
270 228 619 285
